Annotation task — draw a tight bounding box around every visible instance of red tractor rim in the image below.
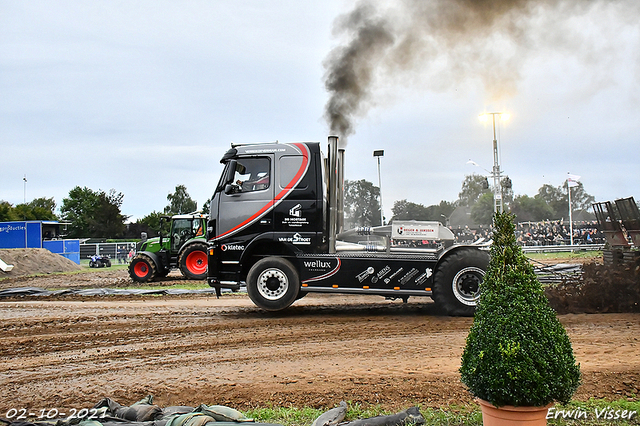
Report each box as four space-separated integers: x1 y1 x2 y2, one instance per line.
133 262 149 277
186 251 207 274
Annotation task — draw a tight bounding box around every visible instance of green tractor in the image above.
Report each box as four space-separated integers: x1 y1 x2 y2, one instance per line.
129 213 208 282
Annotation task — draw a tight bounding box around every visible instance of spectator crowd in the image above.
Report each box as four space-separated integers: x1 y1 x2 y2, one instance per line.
451 220 604 246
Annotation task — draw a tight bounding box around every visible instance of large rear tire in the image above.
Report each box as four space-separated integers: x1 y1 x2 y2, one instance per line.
129 254 157 283
247 257 300 311
432 248 489 316
178 242 208 280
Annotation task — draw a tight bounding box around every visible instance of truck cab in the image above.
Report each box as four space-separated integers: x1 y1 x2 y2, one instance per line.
207 142 326 287
207 137 490 316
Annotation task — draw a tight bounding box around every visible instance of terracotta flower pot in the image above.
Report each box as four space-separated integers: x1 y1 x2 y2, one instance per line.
477 399 553 426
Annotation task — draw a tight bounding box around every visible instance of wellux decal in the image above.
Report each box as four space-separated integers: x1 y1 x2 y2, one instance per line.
302 258 341 283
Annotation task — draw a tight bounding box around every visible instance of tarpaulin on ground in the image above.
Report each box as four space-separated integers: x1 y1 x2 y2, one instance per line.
0 287 228 298
1 396 425 426
1 396 281 426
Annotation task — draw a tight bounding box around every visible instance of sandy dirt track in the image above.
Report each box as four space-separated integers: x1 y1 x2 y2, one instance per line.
1 292 638 413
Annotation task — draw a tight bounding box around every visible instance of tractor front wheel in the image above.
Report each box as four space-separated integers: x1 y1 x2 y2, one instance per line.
178 243 208 280
129 254 157 282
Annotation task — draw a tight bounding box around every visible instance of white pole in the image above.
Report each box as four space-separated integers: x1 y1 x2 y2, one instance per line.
568 183 574 246
377 156 384 226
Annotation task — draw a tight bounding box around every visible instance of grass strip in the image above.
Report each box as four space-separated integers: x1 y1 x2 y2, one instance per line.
244 398 639 426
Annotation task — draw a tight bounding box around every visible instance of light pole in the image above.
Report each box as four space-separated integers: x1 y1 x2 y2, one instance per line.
479 112 509 213
23 175 27 204
373 150 384 226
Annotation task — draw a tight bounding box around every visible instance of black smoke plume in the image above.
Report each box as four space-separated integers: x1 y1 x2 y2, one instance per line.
323 0 638 141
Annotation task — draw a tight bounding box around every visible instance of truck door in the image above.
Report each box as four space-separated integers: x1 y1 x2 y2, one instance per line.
216 156 274 241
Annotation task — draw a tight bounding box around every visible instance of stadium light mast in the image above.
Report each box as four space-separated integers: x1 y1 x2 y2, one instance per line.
373 150 384 226
479 112 509 213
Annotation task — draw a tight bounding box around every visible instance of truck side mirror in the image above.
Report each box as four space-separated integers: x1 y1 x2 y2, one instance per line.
225 160 237 185
218 160 238 194
225 183 240 195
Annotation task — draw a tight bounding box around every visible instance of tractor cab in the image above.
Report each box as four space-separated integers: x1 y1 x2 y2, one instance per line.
168 215 205 253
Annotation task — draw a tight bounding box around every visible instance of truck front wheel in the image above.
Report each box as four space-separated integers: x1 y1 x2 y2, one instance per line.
178 242 208 280
432 248 489 316
247 257 300 311
129 254 157 283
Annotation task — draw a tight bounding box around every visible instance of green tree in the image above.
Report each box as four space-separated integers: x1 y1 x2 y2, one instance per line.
391 199 456 223
202 198 211 215
536 184 566 219
90 190 127 238
139 211 167 236
391 199 430 221
61 187 127 238
344 179 381 227
564 180 595 212
460 211 581 407
13 197 58 220
536 182 595 220
458 174 490 207
0 197 57 221
509 195 554 222
0 201 17 221
165 184 197 215
470 193 495 225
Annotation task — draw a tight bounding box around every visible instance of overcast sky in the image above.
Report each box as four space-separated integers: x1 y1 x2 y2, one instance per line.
1 0 639 223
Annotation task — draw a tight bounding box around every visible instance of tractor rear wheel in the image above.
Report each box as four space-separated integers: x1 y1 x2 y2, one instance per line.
178 242 208 280
129 254 157 282
432 248 489 316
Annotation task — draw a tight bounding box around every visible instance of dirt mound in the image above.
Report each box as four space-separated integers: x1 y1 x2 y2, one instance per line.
546 261 640 314
0 248 81 279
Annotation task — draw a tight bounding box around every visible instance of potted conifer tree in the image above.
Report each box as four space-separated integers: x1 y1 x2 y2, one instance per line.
460 211 581 426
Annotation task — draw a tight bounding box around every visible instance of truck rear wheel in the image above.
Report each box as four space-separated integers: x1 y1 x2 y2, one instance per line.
178 242 208 280
129 254 157 283
433 248 489 316
247 257 300 311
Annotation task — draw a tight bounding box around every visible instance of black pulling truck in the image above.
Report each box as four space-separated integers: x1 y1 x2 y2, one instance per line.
206 136 490 316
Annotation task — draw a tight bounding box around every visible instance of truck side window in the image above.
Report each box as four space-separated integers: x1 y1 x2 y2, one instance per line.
233 158 270 192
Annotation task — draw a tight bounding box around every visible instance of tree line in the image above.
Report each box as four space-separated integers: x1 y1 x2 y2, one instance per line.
345 173 597 228
0 174 598 239
0 184 205 240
